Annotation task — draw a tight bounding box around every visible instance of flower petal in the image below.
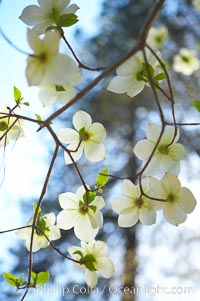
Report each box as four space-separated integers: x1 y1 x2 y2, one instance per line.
38 85 56 106
133 139 155 160
146 123 161 142
143 154 162 176
43 30 60 55
43 212 55 225
122 179 137 197
64 142 84 164
27 29 43 53
161 127 179 144
93 196 105 210
56 128 79 144
112 196 133 213
96 257 115 278
107 75 145 97
59 192 78 209
160 155 180 173
44 54 80 86
84 142 105 162
85 270 98 288
57 210 79 230
89 123 106 143
64 4 79 14
93 240 107 257
57 85 76 104
161 173 181 195
169 143 185 161
139 208 156 225
15 228 31 240
178 187 196 213
48 225 61 240
73 110 92 131
116 54 142 75
74 215 99 242
26 56 45 86
20 5 43 26
148 177 167 199
118 209 139 227
163 203 187 226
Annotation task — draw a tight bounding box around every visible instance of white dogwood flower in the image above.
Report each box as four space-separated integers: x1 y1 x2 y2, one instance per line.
57 186 105 242
20 0 79 35
147 26 168 49
112 179 157 226
0 106 24 147
56 110 106 164
68 240 115 288
133 124 185 176
16 212 61 252
26 29 81 86
173 48 200 76
38 77 81 107
107 48 163 98
149 173 196 226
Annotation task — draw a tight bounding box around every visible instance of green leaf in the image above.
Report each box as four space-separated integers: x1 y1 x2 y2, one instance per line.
55 85 65 92
96 168 109 186
14 86 22 103
193 99 200 112
33 203 42 221
31 271 37 281
90 205 97 213
3 272 17 287
142 63 154 77
35 271 50 285
23 102 30 106
35 114 42 121
73 250 83 258
83 191 96 204
154 73 166 81
58 14 79 27
83 254 97 271
17 275 24 285
79 127 86 139
37 218 47 233
45 25 58 32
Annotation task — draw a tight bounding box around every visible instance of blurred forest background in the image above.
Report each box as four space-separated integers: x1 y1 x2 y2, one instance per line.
1 0 200 300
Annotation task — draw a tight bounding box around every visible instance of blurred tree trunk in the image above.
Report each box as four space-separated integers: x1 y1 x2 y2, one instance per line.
122 228 137 301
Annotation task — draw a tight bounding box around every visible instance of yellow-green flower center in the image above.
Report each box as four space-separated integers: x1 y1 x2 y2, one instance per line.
167 194 175 203
0 120 8 131
136 198 143 208
158 145 169 154
181 55 190 63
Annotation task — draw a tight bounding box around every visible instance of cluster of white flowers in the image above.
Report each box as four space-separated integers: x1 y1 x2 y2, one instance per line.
112 124 196 227
20 0 82 106
13 0 198 292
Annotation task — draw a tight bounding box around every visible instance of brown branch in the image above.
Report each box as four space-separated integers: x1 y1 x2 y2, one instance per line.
62 34 106 71
25 144 59 297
